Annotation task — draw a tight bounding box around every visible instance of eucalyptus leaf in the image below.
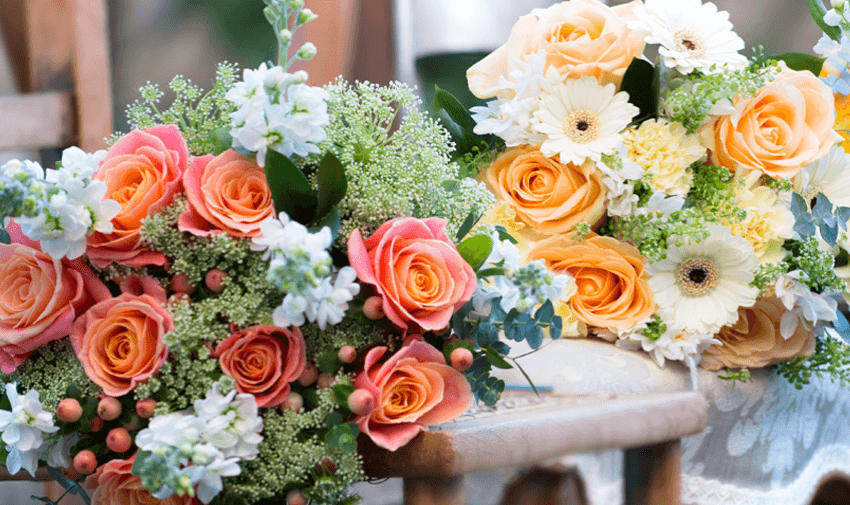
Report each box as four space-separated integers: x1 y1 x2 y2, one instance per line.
821 223 839 247
833 309 850 343
0 228 9 245
549 316 563 340
457 234 494 271
790 192 809 217
534 300 554 325
526 325 544 350
264 150 318 224
813 192 835 227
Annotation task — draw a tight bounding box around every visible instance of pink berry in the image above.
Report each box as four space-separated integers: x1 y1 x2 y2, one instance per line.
337 345 356 364
362 296 385 320
97 397 122 421
136 398 157 418
347 388 376 416
56 398 83 423
106 427 132 453
205 269 228 293
286 490 308 505
170 273 195 294
317 373 334 389
282 392 303 412
73 450 97 475
450 348 474 372
297 363 318 386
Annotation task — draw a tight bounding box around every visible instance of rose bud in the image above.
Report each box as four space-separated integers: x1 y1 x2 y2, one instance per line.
347 388 376 416
450 347 474 372
136 398 157 418
283 392 303 412
286 490 308 505
337 345 357 364
205 269 228 293
317 373 334 389
97 397 122 421
297 362 318 387
170 273 195 294
106 427 132 453
73 450 97 474
56 398 83 423
90 416 104 432
362 296 385 320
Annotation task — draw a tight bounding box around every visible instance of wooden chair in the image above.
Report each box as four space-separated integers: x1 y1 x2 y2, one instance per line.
0 0 113 155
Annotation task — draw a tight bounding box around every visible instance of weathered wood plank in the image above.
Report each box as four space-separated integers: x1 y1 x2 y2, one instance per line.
70 0 113 152
0 92 75 150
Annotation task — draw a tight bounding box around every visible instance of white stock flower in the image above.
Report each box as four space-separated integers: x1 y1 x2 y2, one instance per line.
0 384 59 476
195 453 242 504
305 266 360 330
774 271 839 338
195 383 263 461
616 323 719 367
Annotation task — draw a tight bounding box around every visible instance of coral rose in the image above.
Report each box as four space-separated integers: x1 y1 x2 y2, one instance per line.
0 226 110 373
482 145 606 237
347 217 477 332
178 149 274 237
700 297 816 371
71 294 172 396
87 455 199 505
86 125 188 267
212 325 306 408
353 341 471 451
528 234 654 330
702 66 841 179
467 0 645 98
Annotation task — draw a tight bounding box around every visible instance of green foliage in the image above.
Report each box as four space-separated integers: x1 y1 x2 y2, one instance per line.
776 333 850 389
790 192 850 248
807 0 842 41
457 234 494 271
620 58 660 123
782 237 846 294
718 368 751 386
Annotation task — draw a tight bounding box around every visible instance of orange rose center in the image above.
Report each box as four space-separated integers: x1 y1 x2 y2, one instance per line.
383 371 427 417
554 14 604 42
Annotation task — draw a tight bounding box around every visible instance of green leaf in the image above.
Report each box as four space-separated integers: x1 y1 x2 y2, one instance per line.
619 58 659 123
456 210 481 242
476 267 505 278
65 383 79 400
264 150 318 224
210 127 233 156
434 85 478 135
333 384 355 408
314 152 347 221
309 206 342 242
485 347 513 369
807 0 842 41
325 411 344 429
494 226 518 244
317 350 341 374
0 228 9 245
130 451 152 476
457 234 494 271
772 52 826 76
434 109 476 155
325 422 359 452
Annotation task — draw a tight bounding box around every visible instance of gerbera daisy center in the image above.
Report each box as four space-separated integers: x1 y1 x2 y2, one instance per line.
675 31 704 56
563 111 600 144
677 257 718 296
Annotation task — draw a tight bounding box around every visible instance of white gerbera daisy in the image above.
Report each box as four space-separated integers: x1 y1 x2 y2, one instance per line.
532 76 639 165
793 145 850 209
647 225 760 334
631 0 748 74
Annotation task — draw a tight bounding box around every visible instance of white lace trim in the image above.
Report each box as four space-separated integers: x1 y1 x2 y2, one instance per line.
682 444 850 505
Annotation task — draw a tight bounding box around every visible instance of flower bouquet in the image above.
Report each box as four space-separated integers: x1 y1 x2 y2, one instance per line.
2 0 850 503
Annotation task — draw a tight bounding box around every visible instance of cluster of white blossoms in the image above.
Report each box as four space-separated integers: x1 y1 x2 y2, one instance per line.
252 212 359 329
1 147 120 260
134 382 263 504
226 63 329 167
0 383 76 477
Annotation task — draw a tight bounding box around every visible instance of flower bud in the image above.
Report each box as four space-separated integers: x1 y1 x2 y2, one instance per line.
97 397 122 421
286 490 308 505
299 8 318 24
56 398 83 423
136 398 157 418
363 296 385 320
296 42 317 61
282 391 303 412
170 273 194 294
347 388 376 415
279 29 293 45
106 427 132 453
73 450 97 474
833 0 845 10
289 0 305 10
298 362 318 386
205 269 228 293
450 347 474 372
337 345 357 364
317 372 334 389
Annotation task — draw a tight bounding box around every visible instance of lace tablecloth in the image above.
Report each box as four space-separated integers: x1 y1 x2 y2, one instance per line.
494 337 850 505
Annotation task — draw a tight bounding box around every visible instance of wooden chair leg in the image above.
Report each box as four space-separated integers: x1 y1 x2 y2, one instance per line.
499 466 588 505
624 440 681 505
403 475 464 505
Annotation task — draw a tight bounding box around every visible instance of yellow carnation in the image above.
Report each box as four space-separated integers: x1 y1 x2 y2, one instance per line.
476 202 524 234
725 170 795 264
622 119 704 197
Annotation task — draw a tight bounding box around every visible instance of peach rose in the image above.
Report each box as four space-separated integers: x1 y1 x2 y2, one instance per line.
0 227 110 373
87 455 199 505
700 297 816 371
482 145 605 237
467 0 645 98
86 125 188 267
212 325 306 408
528 234 654 330
702 66 841 179
71 294 172 396
353 341 471 451
178 150 274 237
347 217 477 332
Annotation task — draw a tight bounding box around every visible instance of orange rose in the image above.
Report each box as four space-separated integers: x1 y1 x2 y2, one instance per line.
71 294 171 396
700 297 815 371
482 145 605 237
212 325 306 408
467 0 645 98
87 455 198 505
178 150 273 237
702 66 841 179
86 125 188 267
528 234 654 330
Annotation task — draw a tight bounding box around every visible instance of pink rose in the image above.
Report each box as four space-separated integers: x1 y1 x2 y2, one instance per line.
178 150 274 237
354 341 471 451
86 125 188 267
118 276 168 305
347 217 477 332
212 325 306 408
87 454 199 505
0 226 110 373
71 294 172 396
